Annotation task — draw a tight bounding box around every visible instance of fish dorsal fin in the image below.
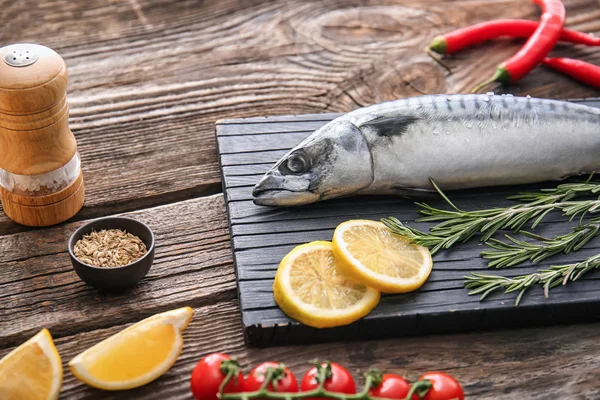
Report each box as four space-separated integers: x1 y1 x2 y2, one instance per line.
358 115 419 137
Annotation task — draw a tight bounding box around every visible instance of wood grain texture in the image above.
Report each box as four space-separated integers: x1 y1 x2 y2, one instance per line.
0 0 599 398
1 299 599 399
0 194 236 348
216 98 600 346
0 0 598 234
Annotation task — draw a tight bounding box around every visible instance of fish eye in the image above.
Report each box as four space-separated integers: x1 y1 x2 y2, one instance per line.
280 152 310 174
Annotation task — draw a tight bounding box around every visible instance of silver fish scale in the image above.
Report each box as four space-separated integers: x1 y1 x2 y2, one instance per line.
346 95 600 193
349 95 599 128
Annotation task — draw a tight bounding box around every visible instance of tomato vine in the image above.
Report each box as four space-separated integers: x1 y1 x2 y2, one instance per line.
217 362 434 400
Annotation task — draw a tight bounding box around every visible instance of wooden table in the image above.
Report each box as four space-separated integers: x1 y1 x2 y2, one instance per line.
1 0 599 398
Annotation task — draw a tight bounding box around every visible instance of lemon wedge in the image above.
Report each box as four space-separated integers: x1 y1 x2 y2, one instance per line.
69 306 193 391
273 241 380 328
333 220 432 293
0 329 62 400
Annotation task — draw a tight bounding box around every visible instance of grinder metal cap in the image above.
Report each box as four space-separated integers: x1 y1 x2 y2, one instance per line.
0 44 67 115
3 44 39 67
0 43 76 176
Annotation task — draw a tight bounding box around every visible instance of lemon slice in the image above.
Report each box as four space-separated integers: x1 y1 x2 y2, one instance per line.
333 220 432 293
273 241 380 328
69 306 193 391
0 329 62 400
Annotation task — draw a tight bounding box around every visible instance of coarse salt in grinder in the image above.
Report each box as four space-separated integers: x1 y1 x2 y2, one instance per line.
0 43 85 226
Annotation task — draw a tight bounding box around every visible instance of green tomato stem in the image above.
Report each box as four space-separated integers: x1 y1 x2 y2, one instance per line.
403 379 433 400
219 364 240 394
220 375 432 400
260 368 277 391
218 360 432 400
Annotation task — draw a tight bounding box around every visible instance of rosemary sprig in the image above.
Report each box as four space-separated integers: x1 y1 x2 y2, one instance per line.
382 217 466 254
382 177 600 254
482 219 600 268
464 253 600 306
507 173 600 202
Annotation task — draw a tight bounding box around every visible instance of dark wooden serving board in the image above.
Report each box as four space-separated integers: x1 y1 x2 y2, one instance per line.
216 98 600 347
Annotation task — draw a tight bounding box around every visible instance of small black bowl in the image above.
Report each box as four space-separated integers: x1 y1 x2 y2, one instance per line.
68 216 155 290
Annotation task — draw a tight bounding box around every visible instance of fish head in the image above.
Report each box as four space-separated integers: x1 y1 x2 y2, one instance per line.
252 119 373 206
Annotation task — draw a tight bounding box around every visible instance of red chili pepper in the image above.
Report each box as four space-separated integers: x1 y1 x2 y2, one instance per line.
543 57 600 88
472 0 566 92
428 19 600 55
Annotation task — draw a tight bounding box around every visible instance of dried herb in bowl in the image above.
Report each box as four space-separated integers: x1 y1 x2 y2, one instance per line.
74 229 147 268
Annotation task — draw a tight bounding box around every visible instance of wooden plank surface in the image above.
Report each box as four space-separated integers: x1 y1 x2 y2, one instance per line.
0 195 236 348
0 0 599 398
2 298 599 399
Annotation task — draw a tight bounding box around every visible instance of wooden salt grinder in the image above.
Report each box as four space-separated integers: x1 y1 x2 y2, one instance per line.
0 44 85 226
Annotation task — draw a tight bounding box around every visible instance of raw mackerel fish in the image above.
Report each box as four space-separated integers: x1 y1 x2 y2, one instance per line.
252 94 600 206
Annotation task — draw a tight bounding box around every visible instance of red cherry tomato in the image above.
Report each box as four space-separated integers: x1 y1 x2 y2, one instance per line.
301 362 356 400
369 374 412 399
190 353 244 400
244 362 299 393
419 372 464 400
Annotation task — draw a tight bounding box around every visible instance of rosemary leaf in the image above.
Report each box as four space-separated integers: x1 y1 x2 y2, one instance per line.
464 253 600 306
481 219 600 268
382 176 600 255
